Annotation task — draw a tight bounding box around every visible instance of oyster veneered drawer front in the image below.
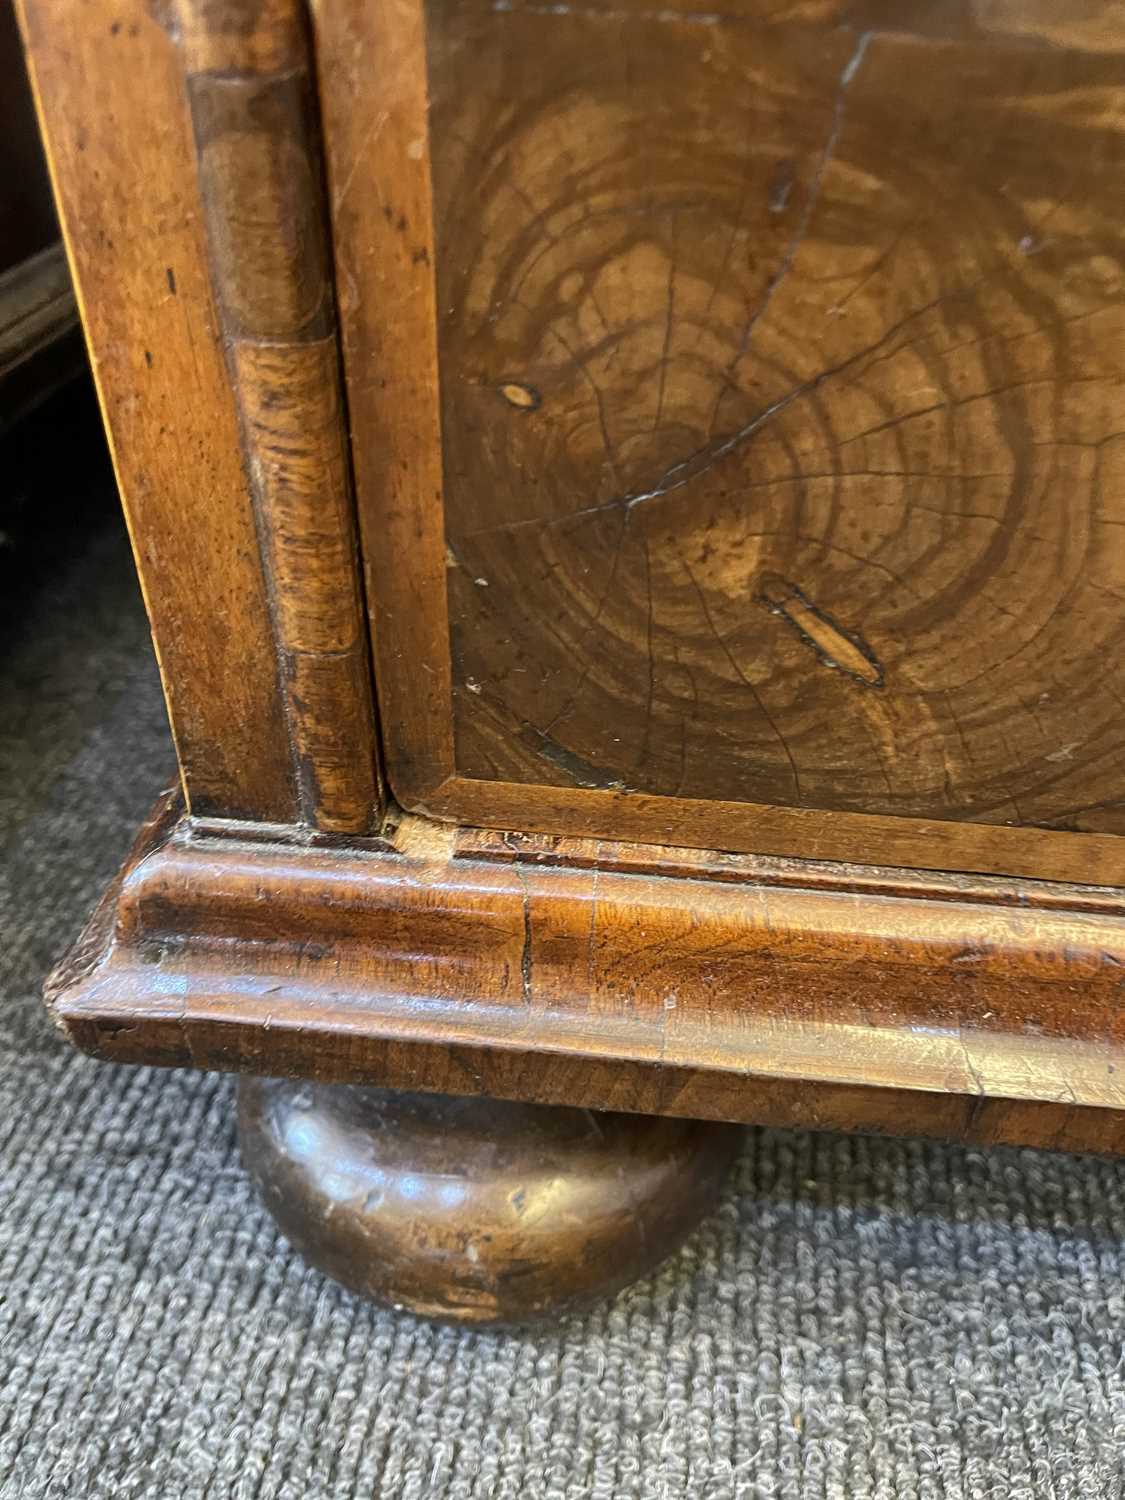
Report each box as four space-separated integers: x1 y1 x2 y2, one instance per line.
322 0 1125 884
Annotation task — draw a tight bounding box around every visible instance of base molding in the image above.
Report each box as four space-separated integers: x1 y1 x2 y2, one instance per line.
48 791 1125 1153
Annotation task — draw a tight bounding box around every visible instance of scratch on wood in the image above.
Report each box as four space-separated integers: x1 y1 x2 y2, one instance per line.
768 160 795 214
518 721 629 791
512 865 534 1003
757 573 884 688
959 1033 987 1097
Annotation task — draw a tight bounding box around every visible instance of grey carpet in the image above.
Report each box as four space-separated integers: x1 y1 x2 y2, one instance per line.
3 392 1125 1500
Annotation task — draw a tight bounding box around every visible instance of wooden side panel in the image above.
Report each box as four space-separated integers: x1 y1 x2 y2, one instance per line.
17 0 295 822
19 0 382 831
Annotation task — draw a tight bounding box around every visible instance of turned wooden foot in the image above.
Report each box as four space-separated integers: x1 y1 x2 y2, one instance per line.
238 1078 741 1325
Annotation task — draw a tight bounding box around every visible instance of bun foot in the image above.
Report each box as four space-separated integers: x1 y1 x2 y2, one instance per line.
238 1078 741 1325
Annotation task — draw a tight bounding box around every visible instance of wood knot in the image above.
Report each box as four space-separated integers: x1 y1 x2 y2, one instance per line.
757 572 884 688
499 381 541 411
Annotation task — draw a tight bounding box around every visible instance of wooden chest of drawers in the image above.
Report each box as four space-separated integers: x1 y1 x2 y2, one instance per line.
20 0 1125 1321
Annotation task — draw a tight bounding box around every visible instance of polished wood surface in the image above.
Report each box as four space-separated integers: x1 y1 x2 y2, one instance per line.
18 0 383 828
174 0 381 832
240 1077 739 1323
19 0 294 820
44 792 1125 1153
321 0 1125 881
316 0 452 802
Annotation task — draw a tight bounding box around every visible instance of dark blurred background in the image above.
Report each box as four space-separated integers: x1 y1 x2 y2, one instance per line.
0 0 121 674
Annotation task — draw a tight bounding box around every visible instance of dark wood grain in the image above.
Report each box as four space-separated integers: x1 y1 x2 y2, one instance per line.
321 0 1125 880
29 0 1125 1329
239 1077 739 1323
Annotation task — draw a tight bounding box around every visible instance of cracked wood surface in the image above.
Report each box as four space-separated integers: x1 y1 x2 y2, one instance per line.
45 793 1125 1154
323 0 1125 878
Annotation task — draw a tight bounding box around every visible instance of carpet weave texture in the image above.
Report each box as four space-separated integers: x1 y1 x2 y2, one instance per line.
2 401 1125 1499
